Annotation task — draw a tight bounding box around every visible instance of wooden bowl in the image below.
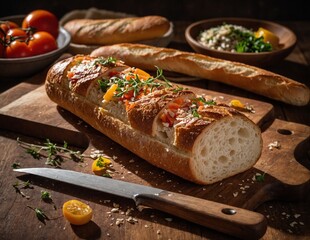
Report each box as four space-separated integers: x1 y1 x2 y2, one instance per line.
185 18 297 67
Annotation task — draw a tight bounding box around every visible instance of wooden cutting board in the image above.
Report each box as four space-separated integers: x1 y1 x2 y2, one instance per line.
0 84 309 211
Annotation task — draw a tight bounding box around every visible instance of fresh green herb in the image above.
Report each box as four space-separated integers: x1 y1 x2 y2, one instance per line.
41 190 52 202
154 66 173 88
172 86 185 93
197 97 217 105
233 30 272 53
102 173 112 178
255 173 265 182
94 56 117 67
96 156 105 168
98 79 110 92
17 138 85 167
99 66 173 100
27 206 49 224
23 180 32 188
26 148 41 159
191 108 200 118
11 162 20 169
13 181 30 198
12 182 20 192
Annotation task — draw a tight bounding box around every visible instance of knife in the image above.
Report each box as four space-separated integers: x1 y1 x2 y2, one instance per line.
14 167 267 239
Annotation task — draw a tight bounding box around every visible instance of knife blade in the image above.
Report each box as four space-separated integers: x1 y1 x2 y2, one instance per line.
14 167 267 239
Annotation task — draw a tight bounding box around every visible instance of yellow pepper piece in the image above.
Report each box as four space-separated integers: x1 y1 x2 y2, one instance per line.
133 68 151 80
92 156 111 176
103 84 118 102
230 99 245 108
255 27 279 48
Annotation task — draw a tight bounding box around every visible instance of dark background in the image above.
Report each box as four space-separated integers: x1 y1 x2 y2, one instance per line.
0 0 309 21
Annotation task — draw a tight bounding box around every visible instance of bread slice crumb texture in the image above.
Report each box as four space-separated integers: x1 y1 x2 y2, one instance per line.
191 116 262 184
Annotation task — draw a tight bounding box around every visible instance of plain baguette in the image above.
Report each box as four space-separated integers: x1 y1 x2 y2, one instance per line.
91 43 310 106
45 55 263 184
63 16 170 45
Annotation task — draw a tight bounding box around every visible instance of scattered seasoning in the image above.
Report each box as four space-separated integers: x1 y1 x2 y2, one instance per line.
115 218 124 226
229 99 255 113
13 182 28 198
268 141 281 150
11 162 20 169
126 216 138 224
255 172 266 182
27 206 49 224
165 218 173 222
17 138 85 167
41 190 53 203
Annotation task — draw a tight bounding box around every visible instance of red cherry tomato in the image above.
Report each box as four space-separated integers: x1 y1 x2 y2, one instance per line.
5 40 32 58
0 21 19 34
0 42 5 57
28 31 57 56
6 28 28 42
22 10 59 39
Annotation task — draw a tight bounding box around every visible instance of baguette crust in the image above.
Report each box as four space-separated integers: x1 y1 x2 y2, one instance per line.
64 16 170 45
91 43 310 106
128 89 195 135
45 55 263 184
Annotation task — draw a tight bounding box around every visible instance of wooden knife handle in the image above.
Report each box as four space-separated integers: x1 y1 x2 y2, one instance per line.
134 191 267 240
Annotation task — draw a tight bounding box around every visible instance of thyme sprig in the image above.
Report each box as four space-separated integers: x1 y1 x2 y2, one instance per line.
27 206 49 224
17 138 85 167
98 66 173 99
41 190 53 202
94 56 117 67
13 181 32 198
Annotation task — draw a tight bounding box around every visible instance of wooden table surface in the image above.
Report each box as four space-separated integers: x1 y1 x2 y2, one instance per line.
0 20 309 240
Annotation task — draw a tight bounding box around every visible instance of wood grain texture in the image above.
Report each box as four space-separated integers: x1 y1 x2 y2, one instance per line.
0 81 308 227
0 19 309 240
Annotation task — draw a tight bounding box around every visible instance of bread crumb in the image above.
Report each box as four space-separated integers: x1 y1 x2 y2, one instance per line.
126 216 138 224
268 141 281 150
113 203 120 208
290 221 298 227
233 192 238 197
115 218 124 226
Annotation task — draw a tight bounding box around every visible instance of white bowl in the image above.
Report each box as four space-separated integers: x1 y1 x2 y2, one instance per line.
0 15 71 78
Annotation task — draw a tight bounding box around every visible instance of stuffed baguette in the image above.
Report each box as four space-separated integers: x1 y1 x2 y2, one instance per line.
45 55 263 184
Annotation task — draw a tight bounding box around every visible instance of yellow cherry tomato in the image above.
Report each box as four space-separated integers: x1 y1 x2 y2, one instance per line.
103 83 118 102
230 99 245 108
92 156 111 176
255 27 279 48
63 199 93 225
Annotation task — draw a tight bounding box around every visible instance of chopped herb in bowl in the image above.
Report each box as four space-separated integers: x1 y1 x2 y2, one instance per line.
197 23 276 53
